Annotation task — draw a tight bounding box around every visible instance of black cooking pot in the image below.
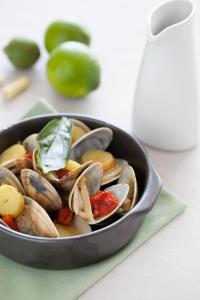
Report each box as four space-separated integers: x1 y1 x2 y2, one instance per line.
0 114 162 269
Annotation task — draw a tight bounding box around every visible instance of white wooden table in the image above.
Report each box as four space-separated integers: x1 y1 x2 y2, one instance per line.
0 0 200 299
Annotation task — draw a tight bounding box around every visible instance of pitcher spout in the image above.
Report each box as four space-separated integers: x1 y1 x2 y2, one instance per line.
148 0 195 40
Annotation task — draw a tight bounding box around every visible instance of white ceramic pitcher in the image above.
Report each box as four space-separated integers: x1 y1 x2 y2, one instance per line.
133 0 199 151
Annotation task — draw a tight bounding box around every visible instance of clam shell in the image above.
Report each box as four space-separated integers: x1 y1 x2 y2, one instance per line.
73 215 91 234
0 166 25 194
16 197 59 238
1 158 33 175
33 149 92 192
22 133 38 152
72 180 94 223
21 169 62 211
70 127 113 161
56 161 93 191
15 204 34 235
55 215 91 237
117 165 138 213
69 119 90 133
88 183 129 225
69 162 103 222
101 159 129 186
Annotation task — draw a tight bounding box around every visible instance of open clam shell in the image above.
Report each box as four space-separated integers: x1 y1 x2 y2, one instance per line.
88 183 129 225
1 158 33 175
0 166 25 194
101 159 129 186
55 215 91 237
117 165 138 214
54 161 93 191
70 119 91 144
22 133 38 152
16 197 59 238
70 127 113 161
72 215 91 234
21 169 62 211
69 162 103 223
32 149 93 192
70 119 90 133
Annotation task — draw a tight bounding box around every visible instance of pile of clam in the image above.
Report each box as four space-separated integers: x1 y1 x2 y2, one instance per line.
0 119 138 238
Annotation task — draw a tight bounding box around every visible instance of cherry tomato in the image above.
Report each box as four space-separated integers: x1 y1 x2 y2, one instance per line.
57 208 73 226
90 191 118 218
56 168 69 179
2 215 18 231
25 151 33 160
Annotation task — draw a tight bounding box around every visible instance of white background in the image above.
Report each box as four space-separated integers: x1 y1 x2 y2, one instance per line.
0 0 200 299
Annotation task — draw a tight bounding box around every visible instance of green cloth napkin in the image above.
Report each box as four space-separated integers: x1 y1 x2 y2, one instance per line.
0 100 186 300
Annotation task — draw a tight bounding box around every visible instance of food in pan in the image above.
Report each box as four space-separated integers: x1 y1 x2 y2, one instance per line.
0 117 138 238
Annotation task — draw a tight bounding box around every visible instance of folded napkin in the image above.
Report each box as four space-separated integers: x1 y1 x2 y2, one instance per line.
0 99 186 300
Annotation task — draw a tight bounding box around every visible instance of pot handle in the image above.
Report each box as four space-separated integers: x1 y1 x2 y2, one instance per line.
132 165 162 216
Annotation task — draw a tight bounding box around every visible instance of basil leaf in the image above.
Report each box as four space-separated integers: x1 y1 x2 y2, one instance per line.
36 117 72 174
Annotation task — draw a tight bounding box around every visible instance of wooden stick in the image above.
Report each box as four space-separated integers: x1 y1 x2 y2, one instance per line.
3 76 29 100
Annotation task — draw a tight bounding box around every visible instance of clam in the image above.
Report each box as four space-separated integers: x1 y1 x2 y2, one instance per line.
0 166 25 194
70 126 128 185
1 157 33 175
16 197 59 238
70 119 90 145
20 169 62 211
54 215 91 237
69 162 130 225
53 161 92 191
70 127 113 161
22 133 38 152
70 119 90 133
102 159 129 186
117 165 138 214
89 183 129 225
32 149 93 191
69 162 103 223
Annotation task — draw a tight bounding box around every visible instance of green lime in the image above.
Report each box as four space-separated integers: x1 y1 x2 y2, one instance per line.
46 42 100 98
4 38 40 69
47 42 100 97
45 20 90 53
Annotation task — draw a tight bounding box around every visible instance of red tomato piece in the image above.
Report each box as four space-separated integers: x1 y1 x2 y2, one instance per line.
90 191 118 218
57 208 73 226
56 168 69 179
2 215 18 231
25 151 33 160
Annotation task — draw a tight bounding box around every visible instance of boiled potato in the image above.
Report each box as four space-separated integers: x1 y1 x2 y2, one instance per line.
55 224 79 237
71 126 86 144
66 159 81 171
0 185 24 217
80 149 115 171
0 144 26 164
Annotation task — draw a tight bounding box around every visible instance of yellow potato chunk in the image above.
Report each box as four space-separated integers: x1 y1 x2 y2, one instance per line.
0 144 26 164
66 159 81 171
80 149 115 171
72 126 86 144
0 185 24 217
55 224 79 237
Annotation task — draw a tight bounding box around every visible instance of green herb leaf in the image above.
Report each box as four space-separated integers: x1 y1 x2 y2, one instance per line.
36 117 72 174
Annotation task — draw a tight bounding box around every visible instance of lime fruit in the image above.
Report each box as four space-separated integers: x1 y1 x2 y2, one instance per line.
46 42 100 98
4 38 40 69
45 20 90 53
